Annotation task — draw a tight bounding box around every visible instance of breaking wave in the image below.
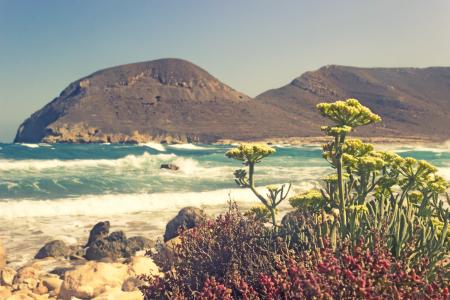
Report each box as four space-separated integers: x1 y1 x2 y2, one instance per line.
0 152 176 171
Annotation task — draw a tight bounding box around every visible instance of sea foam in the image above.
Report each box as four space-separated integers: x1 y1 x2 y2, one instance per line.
0 188 265 218
0 152 176 171
138 142 166 152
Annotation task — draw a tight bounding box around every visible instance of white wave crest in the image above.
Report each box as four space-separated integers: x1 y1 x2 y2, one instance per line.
0 189 260 218
168 144 209 150
0 152 176 171
138 142 166 152
18 143 40 148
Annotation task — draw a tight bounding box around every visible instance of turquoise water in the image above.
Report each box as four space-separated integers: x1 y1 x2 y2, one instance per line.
0 142 449 202
0 142 449 265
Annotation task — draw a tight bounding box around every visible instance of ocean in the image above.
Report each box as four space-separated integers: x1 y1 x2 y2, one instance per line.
0 142 449 266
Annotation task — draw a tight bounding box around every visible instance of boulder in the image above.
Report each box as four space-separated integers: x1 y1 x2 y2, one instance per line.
128 256 159 277
160 163 179 171
59 261 129 299
85 231 134 261
93 286 142 300
0 266 16 286
0 241 6 268
41 276 63 295
8 289 50 300
153 237 182 271
0 286 11 299
13 266 40 290
68 245 86 260
34 240 72 259
33 280 49 295
86 221 110 247
163 207 207 242
127 236 154 252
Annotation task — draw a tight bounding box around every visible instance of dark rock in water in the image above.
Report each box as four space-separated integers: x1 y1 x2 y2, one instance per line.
35 240 72 259
85 221 110 247
68 245 86 260
160 163 179 171
108 231 127 243
85 231 137 261
164 207 207 242
128 236 155 251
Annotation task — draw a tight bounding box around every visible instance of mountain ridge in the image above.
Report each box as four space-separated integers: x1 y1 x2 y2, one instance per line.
14 60 450 144
256 65 450 140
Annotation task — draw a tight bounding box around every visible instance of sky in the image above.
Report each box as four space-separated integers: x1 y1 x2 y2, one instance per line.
1 1 450 142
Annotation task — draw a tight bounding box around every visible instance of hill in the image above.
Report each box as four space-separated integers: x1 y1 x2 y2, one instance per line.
14 59 305 143
14 61 450 143
256 65 450 140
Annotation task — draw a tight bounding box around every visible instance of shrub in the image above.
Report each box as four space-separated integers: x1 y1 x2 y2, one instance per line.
290 98 449 275
141 206 449 299
253 237 449 299
141 203 291 299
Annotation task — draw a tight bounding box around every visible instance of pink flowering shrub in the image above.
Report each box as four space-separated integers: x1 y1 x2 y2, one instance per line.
140 207 448 299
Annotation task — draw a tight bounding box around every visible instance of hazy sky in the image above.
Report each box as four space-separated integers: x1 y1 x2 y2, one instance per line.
1 1 450 142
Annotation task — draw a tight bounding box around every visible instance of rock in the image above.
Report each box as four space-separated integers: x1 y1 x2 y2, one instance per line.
160 163 179 171
13 266 40 290
69 245 86 260
93 286 142 300
0 241 6 268
0 266 17 286
164 207 207 241
86 221 110 247
121 276 145 292
153 237 182 271
33 281 49 295
41 276 62 294
0 286 12 299
8 289 50 300
127 237 155 252
34 240 72 259
59 261 130 299
128 256 159 277
85 231 135 261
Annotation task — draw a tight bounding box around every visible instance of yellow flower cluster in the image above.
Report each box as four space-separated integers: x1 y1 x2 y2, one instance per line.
408 191 423 203
347 204 369 214
317 98 381 128
343 151 385 171
342 139 373 157
431 218 450 241
246 205 271 221
289 189 324 208
226 143 276 163
322 173 349 184
320 125 352 136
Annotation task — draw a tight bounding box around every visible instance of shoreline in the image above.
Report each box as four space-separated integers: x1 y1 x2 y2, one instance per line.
0 202 294 299
10 135 449 148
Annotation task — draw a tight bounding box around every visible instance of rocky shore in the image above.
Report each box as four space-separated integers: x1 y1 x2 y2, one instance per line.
0 207 206 299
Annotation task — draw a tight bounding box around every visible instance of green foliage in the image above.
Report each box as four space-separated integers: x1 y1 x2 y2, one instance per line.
244 205 271 223
226 143 290 226
306 98 450 276
288 189 324 212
